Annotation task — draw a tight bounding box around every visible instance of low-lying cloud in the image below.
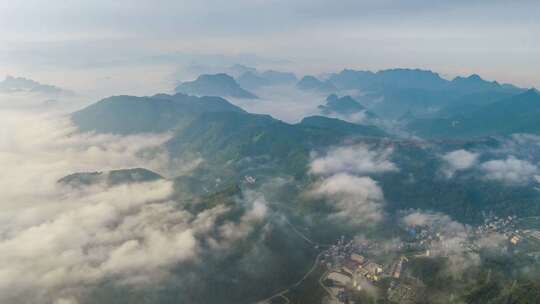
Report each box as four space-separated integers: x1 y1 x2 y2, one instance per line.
440 149 479 178
228 84 325 123
480 156 539 185
311 173 384 225
0 180 198 301
0 109 263 303
309 144 397 225
310 144 397 176
324 110 370 125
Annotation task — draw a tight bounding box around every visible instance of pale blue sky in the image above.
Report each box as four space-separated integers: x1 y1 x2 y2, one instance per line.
0 0 538 96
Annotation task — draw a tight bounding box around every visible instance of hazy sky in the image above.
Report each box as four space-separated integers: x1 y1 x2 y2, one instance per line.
0 0 538 97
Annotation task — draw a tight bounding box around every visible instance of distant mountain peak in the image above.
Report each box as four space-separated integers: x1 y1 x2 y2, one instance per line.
318 94 376 124
198 73 232 81
297 75 336 93
175 73 257 99
236 69 297 89
523 88 540 97
0 75 73 96
467 74 483 81
452 74 491 84
326 94 339 102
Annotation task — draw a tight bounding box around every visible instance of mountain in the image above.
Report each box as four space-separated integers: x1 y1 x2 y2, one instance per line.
71 93 245 134
328 68 447 91
226 64 258 77
0 75 73 96
165 111 386 177
299 115 385 137
326 69 452 119
325 68 526 119
296 75 336 93
408 89 540 138
58 168 163 187
64 85 540 304
236 72 268 90
260 70 297 85
175 73 257 99
72 92 386 177
357 87 451 119
328 68 521 94
447 74 519 94
236 69 297 90
374 68 448 90
434 90 516 117
318 94 371 115
326 69 376 90
317 94 378 124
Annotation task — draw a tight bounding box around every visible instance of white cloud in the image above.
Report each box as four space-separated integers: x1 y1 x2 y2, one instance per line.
402 211 466 234
506 133 540 148
0 109 258 303
53 298 79 304
308 144 396 225
325 110 370 125
311 173 384 225
480 156 539 185
310 144 397 176
216 195 268 248
441 149 479 178
0 178 208 302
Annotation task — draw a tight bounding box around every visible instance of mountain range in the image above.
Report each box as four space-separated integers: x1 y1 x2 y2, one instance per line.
296 75 337 93
66 77 540 303
69 89 540 223
408 89 540 138
175 73 258 99
0 75 73 96
324 69 526 119
72 92 386 180
236 69 297 90
327 68 522 94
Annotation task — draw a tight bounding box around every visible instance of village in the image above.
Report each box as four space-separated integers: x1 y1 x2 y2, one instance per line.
318 236 418 304
316 215 540 304
257 214 540 304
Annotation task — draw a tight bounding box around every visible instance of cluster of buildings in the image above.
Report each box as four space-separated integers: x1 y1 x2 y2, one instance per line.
387 281 416 304
243 175 256 184
476 215 530 246
317 216 540 303
319 238 412 304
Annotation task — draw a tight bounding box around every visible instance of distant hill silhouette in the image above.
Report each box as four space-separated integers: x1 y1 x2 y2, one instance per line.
175 73 257 99
236 69 297 90
0 75 73 96
297 75 336 93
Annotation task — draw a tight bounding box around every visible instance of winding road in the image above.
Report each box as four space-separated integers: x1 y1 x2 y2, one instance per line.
253 217 328 304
